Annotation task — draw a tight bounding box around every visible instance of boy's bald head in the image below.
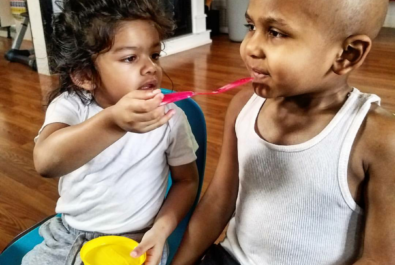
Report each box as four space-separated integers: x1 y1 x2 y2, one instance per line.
306 0 389 40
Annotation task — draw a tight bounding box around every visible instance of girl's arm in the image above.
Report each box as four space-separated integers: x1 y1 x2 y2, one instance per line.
171 88 254 265
130 161 199 265
34 90 172 178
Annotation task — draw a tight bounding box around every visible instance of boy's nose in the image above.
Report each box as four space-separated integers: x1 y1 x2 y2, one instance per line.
245 34 266 59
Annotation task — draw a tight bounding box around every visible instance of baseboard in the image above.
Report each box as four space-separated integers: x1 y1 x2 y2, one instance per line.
162 30 212 57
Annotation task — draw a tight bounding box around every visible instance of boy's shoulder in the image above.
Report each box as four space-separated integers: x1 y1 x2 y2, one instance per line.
357 104 395 167
227 87 255 123
364 105 395 144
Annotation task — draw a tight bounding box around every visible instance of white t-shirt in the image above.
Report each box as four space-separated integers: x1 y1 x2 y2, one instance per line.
36 92 198 234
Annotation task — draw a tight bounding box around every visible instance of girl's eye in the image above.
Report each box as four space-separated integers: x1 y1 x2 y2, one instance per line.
244 23 256 31
268 29 286 38
152 53 161 60
123 55 137 63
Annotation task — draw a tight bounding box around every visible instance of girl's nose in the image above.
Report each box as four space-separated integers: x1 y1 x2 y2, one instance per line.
141 58 157 75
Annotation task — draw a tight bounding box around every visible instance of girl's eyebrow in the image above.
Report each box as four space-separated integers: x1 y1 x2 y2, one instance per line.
113 42 161 53
152 42 161 49
113 46 138 53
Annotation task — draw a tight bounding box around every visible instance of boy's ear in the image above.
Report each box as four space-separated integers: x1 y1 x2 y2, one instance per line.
70 72 95 91
332 35 372 75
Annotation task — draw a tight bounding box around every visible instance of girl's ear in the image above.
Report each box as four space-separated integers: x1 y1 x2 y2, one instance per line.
70 72 95 91
332 35 372 76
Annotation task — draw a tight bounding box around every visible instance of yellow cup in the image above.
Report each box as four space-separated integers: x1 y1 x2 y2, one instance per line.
80 236 146 265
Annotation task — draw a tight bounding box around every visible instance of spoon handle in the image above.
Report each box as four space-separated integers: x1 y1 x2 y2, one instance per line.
160 77 253 105
160 91 195 105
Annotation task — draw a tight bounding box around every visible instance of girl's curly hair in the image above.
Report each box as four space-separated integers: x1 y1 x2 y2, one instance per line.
48 0 175 104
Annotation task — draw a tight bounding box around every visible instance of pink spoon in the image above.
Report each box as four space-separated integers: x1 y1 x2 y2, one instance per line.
161 77 253 105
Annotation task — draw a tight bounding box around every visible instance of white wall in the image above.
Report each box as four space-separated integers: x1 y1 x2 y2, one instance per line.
384 2 395 28
0 4 32 41
0 0 14 27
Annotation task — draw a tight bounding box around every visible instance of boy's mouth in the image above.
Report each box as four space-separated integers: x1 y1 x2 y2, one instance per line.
139 80 158 90
252 68 270 79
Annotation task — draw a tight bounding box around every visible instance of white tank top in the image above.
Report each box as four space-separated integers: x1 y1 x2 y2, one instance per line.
221 88 380 265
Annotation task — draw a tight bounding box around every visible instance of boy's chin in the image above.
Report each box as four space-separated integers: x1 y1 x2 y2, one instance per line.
253 84 275 98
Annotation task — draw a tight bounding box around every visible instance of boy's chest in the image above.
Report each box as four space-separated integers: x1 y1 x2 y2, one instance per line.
255 104 367 207
255 105 335 145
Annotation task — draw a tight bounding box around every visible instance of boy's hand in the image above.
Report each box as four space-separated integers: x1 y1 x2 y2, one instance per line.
130 228 167 265
110 89 175 133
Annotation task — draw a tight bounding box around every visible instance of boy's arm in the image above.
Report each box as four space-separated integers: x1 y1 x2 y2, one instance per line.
354 109 395 265
34 90 171 178
171 88 254 265
130 161 199 265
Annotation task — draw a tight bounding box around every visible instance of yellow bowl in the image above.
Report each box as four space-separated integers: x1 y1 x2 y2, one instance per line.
80 236 146 265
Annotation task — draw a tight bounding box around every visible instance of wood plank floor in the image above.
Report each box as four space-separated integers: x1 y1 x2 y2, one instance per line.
0 28 394 250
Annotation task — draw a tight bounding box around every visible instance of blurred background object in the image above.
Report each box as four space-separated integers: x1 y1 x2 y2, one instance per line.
226 0 248 42
5 0 36 71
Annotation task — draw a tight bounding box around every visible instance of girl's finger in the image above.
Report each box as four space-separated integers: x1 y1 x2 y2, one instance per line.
129 89 162 100
143 248 162 265
137 110 175 133
128 106 166 123
131 241 152 258
133 93 164 114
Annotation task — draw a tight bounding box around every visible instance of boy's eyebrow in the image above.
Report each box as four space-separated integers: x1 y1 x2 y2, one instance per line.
245 12 290 28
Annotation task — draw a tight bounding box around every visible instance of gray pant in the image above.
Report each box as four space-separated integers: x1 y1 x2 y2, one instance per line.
21 216 169 265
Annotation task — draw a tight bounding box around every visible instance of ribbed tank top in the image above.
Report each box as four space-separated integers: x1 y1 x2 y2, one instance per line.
221 88 380 265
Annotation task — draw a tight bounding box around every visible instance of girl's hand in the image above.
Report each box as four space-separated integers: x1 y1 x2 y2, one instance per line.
130 228 167 265
110 89 175 133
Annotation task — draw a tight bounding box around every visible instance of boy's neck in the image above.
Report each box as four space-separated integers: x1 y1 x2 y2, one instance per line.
257 81 354 146
274 82 352 114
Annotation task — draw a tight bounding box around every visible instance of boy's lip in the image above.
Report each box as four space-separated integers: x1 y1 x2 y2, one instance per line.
251 67 270 79
139 79 158 90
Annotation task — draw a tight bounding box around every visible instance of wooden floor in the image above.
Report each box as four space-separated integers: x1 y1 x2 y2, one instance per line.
0 28 394 251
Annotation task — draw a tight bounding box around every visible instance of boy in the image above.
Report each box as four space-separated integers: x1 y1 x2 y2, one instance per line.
172 0 395 264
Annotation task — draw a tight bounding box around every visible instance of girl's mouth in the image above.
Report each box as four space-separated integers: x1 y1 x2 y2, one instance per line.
139 80 158 90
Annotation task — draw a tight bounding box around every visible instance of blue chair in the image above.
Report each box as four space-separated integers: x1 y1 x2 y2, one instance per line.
0 89 207 265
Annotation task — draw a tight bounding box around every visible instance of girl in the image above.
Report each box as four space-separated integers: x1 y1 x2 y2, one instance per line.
22 1 199 265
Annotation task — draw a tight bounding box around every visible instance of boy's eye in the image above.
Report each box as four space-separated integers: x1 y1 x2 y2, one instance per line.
152 53 161 60
268 29 286 38
123 55 137 63
244 23 256 32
